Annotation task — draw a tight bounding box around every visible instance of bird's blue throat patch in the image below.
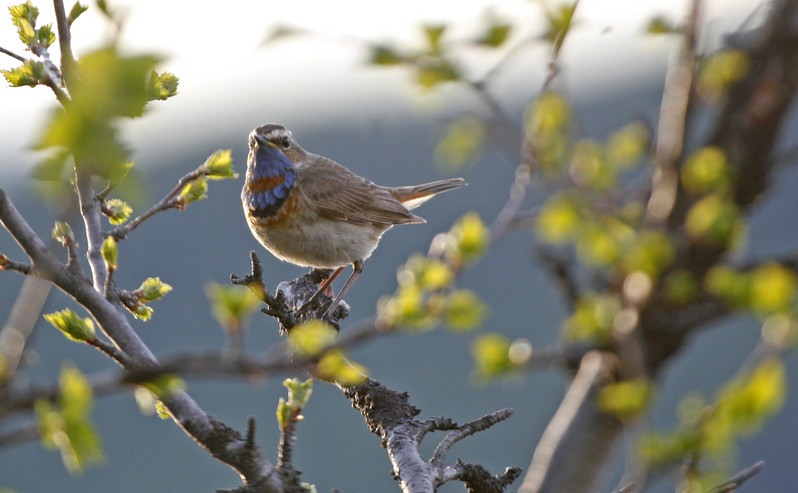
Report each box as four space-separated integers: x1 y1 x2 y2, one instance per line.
242 146 297 218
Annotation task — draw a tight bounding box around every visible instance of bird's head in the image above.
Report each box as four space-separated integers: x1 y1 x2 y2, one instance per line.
243 124 299 213
248 124 304 166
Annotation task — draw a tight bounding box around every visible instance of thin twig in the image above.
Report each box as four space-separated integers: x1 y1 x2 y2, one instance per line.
0 255 32 275
430 408 513 467
0 46 26 63
708 460 764 493
0 422 39 450
52 0 75 70
90 336 132 367
109 167 208 241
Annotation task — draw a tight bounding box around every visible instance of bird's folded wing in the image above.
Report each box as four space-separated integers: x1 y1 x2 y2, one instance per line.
298 159 423 226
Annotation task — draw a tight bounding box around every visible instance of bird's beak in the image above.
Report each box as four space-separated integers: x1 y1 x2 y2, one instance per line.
253 133 268 146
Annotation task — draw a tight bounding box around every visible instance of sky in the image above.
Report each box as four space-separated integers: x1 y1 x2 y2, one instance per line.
0 0 763 181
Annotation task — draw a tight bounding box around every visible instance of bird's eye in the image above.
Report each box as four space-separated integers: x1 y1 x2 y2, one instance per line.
279 136 291 149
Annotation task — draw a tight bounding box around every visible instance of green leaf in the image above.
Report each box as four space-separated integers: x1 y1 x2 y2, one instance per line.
606 122 650 169
415 58 459 88
262 24 304 45
284 377 313 408
448 212 489 264
34 47 163 187
598 379 653 421
576 220 623 267
105 198 132 225
705 266 750 308
35 364 104 474
276 397 291 428
369 45 404 66
698 50 749 99
205 283 259 329
2 60 48 87
530 91 570 134
749 263 797 314
44 309 96 343
100 236 118 272
562 294 619 342
418 259 454 290
378 283 435 329
36 23 55 48
471 333 511 379
536 194 582 244
142 374 185 400
138 277 172 302
476 21 511 48
202 149 237 179
10 2 39 47
422 24 446 52
154 400 170 419
569 139 612 190
60 364 93 420
543 1 578 57
9 1 39 28
51 221 73 244
681 146 731 195
444 290 486 331
71 47 162 118
317 349 367 385
434 116 485 169
685 194 742 246
132 303 153 321
719 357 785 434
179 176 208 203
289 320 337 356
147 70 179 100
646 15 676 35
67 2 88 26
623 231 675 277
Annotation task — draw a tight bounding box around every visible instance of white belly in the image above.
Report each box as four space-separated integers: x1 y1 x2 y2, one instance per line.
248 214 389 269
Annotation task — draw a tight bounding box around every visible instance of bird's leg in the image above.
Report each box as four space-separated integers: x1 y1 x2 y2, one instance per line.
298 266 344 314
321 260 363 318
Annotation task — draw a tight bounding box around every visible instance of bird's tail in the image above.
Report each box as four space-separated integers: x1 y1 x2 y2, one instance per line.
390 178 467 210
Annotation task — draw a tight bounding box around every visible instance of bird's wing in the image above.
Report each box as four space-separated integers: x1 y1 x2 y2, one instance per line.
297 156 423 226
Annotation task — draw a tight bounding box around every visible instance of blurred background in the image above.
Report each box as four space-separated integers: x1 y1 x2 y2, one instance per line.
1 0 796 491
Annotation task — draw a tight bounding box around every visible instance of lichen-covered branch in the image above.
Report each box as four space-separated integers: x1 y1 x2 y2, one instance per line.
343 379 519 492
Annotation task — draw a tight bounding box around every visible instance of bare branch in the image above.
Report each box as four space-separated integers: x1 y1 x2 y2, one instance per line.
646 0 701 226
109 166 209 241
520 351 621 493
0 422 39 450
0 255 31 275
431 408 513 468
52 0 75 71
0 46 26 63
343 379 518 492
708 460 764 493
0 276 52 387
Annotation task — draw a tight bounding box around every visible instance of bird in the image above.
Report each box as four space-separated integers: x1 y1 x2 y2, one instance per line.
241 123 466 320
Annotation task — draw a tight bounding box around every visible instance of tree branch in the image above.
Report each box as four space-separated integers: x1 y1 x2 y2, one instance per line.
0 46 26 63
520 351 621 493
109 166 210 241
343 379 518 492
708 460 764 493
0 187 283 490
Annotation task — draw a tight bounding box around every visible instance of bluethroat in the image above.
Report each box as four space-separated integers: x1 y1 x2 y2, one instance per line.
241 123 466 319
